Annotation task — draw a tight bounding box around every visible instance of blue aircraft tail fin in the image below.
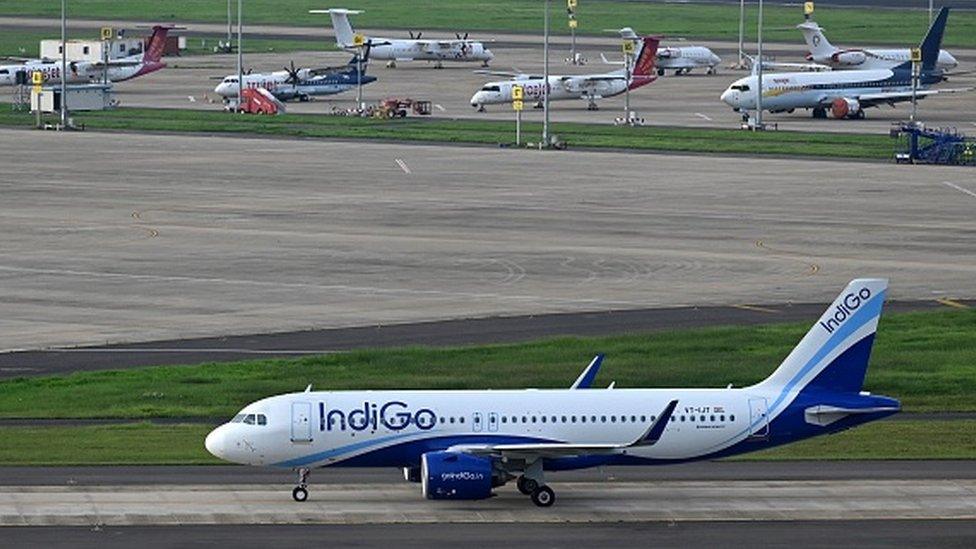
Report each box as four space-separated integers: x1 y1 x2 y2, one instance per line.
754 279 887 395
920 7 949 73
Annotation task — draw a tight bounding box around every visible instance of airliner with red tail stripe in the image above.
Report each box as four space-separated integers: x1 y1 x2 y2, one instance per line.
469 36 659 111
0 25 172 86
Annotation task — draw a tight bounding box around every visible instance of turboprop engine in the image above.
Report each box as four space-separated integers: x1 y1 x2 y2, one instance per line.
421 451 501 500
831 97 862 119
831 50 868 66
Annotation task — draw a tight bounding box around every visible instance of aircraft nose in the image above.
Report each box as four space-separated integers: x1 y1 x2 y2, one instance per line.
720 88 734 105
205 425 228 460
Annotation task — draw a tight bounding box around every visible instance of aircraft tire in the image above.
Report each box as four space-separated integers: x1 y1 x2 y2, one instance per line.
531 485 555 507
517 476 538 495
292 486 309 502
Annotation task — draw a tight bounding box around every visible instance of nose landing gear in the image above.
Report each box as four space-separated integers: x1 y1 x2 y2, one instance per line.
292 467 310 502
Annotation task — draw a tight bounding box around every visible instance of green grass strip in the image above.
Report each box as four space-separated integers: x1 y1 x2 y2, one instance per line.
0 308 973 420
0 106 900 160
0 1 972 48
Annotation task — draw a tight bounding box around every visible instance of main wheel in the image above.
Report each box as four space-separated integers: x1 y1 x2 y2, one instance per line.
530 485 555 507
517 476 538 495
292 486 308 502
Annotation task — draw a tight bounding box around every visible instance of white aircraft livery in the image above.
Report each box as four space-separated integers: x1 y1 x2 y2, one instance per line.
721 8 969 120
470 36 660 111
312 8 493 68
798 20 957 72
206 278 900 507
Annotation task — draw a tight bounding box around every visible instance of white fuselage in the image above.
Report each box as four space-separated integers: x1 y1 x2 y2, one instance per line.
206 387 763 469
213 69 369 101
811 48 957 72
720 68 912 112
0 56 160 86
349 39 493 63
656 46 721 73
470 74 629 107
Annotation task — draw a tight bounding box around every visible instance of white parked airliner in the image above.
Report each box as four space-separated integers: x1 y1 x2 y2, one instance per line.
206 278 900 507
798 20 957 72
312 8 493 69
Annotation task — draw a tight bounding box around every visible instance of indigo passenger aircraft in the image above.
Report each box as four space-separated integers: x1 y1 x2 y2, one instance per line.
206 279 899 507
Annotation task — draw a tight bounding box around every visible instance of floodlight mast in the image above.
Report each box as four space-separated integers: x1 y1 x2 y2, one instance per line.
237 0 243 111
60 0 67 129
542 0 550 147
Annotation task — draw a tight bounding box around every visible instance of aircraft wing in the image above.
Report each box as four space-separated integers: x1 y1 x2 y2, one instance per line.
474 69 527 79
89 59 143 68
836 86 974 107
447 400 678 459
599 53 625 66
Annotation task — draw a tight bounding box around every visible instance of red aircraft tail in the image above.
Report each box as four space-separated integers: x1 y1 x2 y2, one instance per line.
142 25 171 63
629 36 660 90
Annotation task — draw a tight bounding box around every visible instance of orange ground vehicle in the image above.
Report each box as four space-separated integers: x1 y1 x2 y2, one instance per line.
374 97 432 118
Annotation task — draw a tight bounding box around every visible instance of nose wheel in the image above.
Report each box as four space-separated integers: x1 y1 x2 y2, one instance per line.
292 467 310 502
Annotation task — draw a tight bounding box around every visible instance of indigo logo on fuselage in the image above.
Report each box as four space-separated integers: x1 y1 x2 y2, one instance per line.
322 401 437 432
819 287 872 334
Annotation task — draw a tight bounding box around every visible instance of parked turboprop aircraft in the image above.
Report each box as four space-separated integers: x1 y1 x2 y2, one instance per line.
612 27 721 75
312 8 493 69
721 8 970 120
213 54 375 102
798 20 957 72
470 36 660 111
0 25 172 86
206 278 900 508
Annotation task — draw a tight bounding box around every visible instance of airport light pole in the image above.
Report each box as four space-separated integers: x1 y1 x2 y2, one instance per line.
755 0 764 130
237 0 243 111
737 0 746 68
543 0 550 147
227 0 233 46
60 0 67 129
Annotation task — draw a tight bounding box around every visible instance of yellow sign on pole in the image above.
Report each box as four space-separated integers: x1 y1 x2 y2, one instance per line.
31 70 44 85
910 47 922 62
511 85 524 101
512 99 524 111
803 2 814 16
101 27 114 41
622 40 635 54
568 18 578 29
353 33 365 47
567 0 577 9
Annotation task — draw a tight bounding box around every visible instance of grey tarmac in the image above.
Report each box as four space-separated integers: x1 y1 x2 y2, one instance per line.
2 130 975 352
3 461 976 486
4 520 976 549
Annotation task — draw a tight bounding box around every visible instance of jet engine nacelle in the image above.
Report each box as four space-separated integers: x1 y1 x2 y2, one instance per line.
420 451 494 500
831 50 867 66
831 97 861 119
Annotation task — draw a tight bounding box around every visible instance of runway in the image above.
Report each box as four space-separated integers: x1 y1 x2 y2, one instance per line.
2 478 975 526
2 129 975 352
5 521 976 549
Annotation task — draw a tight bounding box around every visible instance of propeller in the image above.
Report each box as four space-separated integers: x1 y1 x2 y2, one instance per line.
283 60 302 85
409 31 422 40
455 32 469 40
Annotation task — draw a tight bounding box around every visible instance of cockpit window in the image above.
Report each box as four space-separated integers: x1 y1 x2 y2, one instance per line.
243 414 256 425
224 77 238 84
231 414 245 423
257 414 267 425
480 85 500 92
0 69 8 75
730 84 750 91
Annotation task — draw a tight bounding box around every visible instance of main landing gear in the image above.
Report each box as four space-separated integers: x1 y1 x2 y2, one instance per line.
292 467 310 502
517 460 555 507
586 97 599 111
517 475 555 507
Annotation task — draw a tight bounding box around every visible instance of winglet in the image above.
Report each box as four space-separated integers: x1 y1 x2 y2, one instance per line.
304 384 312 393
570 354 604 389
631 400 678 447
